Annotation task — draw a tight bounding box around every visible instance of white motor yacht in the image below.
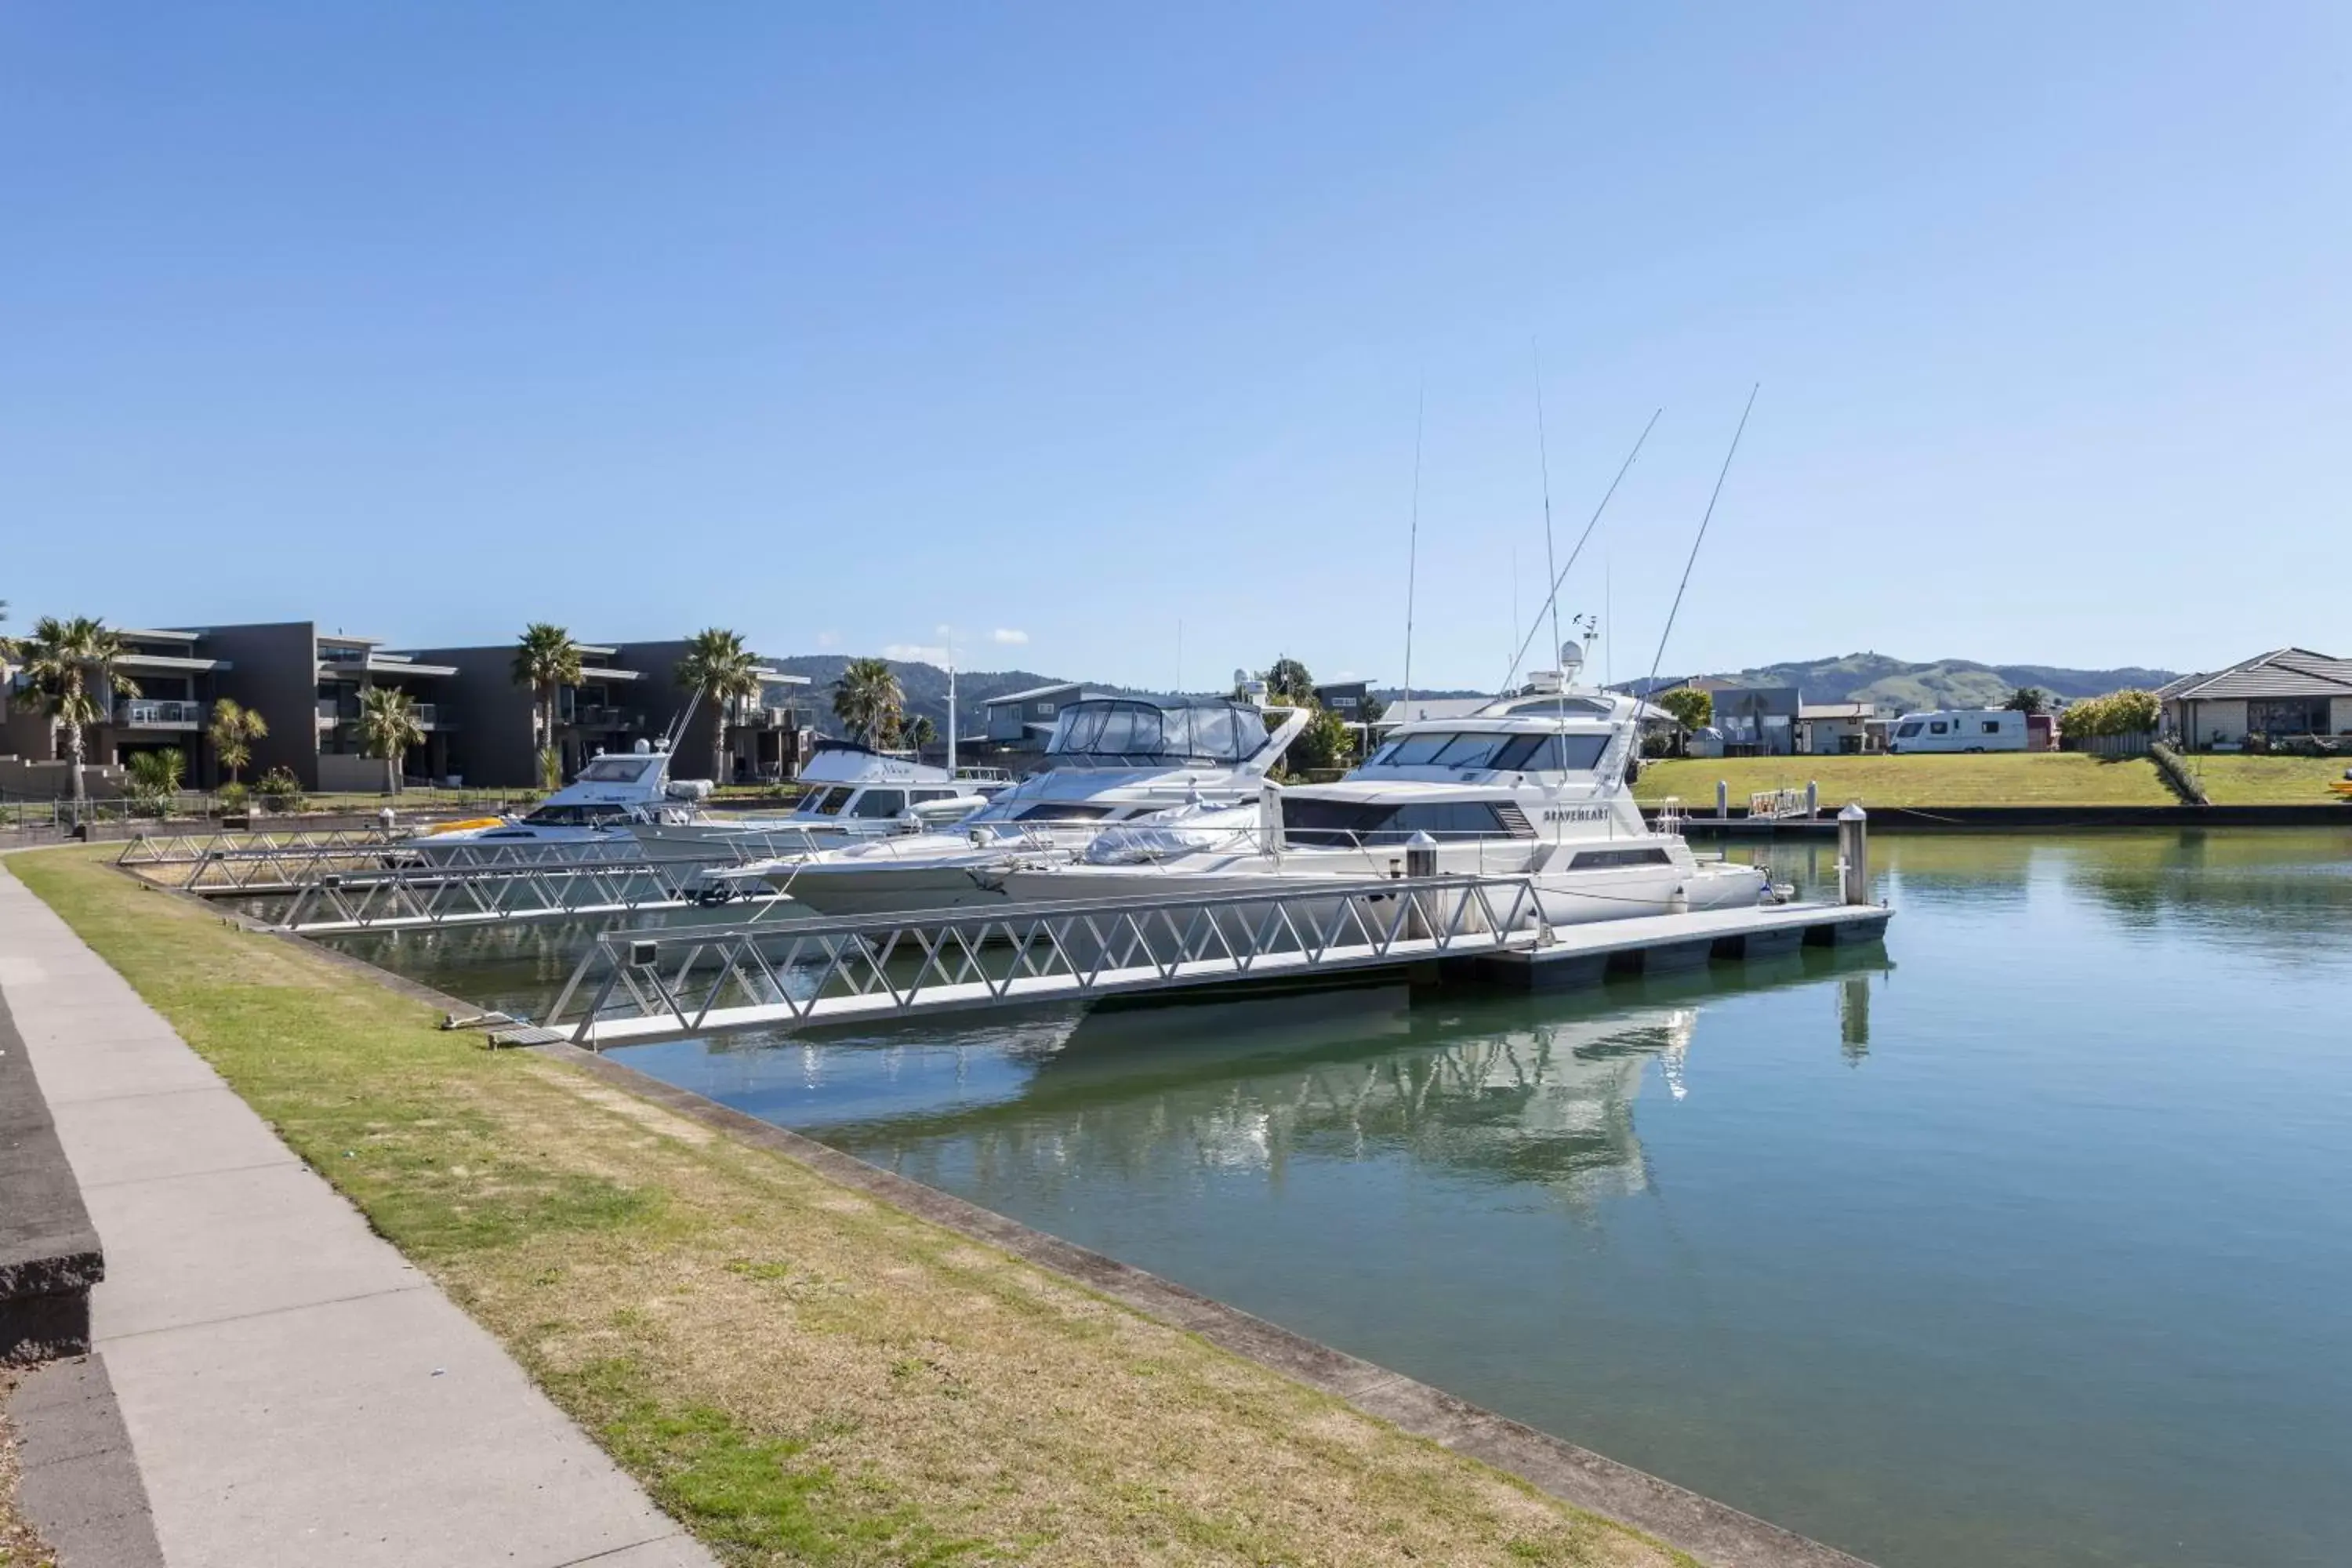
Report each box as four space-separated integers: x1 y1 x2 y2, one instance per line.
752 695 1308 915
986 652 1769 927
631 738 998 865
403 742 710 860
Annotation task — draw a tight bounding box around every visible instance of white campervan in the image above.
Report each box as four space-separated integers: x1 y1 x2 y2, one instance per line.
1889 708 2027 753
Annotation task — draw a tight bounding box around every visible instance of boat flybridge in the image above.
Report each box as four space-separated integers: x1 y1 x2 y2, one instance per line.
631 738 1000 864
748 693 1310 914
404 740 710 859
987 646 1772 927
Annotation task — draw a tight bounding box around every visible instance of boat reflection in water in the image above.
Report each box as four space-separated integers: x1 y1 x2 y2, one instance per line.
703 947 1889 1216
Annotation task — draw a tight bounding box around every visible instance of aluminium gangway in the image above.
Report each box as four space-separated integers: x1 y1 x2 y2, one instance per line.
539 875 1552 1048
116 830 786 931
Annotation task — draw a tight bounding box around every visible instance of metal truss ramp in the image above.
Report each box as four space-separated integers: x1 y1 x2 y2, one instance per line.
546 876 1549 1047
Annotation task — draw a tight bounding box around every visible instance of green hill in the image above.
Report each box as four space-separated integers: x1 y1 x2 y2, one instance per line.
1636 653 2176 712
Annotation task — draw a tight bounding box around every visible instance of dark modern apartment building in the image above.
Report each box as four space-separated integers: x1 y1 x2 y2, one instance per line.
4 619 813 793
408 639 811 786
0 626 231 788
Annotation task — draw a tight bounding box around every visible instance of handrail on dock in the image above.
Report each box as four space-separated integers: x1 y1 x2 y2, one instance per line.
544 874 1551 1047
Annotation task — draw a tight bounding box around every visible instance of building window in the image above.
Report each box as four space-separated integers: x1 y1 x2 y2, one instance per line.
1036 702 1056 717
2249 698 2328 735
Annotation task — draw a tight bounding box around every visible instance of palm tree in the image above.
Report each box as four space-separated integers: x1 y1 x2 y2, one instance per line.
126 748 185 815
905 714 937 754
358 686 426 795
17 617 138 808
832 657 903 747
206 698 270 786
675 627 763 784
510 623 583 769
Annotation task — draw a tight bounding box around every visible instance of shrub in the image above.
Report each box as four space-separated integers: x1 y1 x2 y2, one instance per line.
2149 741 2209 805
216 781 250 814
125 748 185 815
1277 705 1355 778
2061 688 2161 742
256 766 306 814
1657 686 1713 732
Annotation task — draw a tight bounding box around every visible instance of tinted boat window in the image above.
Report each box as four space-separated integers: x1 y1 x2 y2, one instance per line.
1429 733 1515 770
576 757 655 782
1570 846 1671 869
850 789 906 819
1283 799 1508 847
1490 734 1613 772
1376 733 1457 767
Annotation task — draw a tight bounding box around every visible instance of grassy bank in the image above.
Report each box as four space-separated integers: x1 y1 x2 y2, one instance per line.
9 849 1681 1568
2176 754 2352 804
1632 753 2172 808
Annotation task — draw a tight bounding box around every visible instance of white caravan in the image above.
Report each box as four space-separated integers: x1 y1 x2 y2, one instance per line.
1887 708 2027 753
750 695 1308 915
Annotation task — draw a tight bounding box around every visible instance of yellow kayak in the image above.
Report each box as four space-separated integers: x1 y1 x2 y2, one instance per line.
417 816 506 836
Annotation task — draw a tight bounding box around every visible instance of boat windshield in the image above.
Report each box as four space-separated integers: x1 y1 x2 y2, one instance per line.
576 756 659 784
1363 731 1610 773
518 804 637 827
1282 799 1529 848
1044 699 1269 768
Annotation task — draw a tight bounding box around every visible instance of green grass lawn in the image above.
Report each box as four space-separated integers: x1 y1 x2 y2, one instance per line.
2176 754 2352 805
9 848 1684 1568
1633 752 2176 808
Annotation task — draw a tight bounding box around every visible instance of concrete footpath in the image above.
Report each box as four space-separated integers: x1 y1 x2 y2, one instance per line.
0 861 714 1568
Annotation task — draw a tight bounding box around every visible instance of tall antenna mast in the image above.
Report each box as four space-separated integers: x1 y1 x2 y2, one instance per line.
1510 545 1519 671
1647 383 1761 691
1505 408 1660 688
1401 385 1425 711
1533 347 1563 713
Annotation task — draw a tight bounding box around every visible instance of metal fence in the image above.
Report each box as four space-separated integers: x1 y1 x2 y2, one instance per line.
2067 731 2152 757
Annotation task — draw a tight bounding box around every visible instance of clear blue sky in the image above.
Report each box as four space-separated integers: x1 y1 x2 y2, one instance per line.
4 3 2344 690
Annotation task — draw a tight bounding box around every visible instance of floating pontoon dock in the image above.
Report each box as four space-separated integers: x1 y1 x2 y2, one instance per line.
535 871 1891 1049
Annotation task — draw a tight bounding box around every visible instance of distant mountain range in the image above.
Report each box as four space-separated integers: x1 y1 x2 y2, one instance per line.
774 652 2180 737
1624 653 2179 712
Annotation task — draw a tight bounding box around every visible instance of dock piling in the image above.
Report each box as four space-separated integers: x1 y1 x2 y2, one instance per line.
1838 803 1871 905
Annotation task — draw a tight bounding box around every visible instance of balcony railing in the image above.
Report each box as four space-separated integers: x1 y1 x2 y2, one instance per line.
315 699 448 728
117 699 205 728
563 705 643 730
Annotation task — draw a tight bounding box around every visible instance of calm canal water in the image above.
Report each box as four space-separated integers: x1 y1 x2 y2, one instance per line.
331 830 2352 1568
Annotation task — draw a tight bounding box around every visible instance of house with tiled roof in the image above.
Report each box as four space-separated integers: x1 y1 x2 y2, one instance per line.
2157 648 2352 748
